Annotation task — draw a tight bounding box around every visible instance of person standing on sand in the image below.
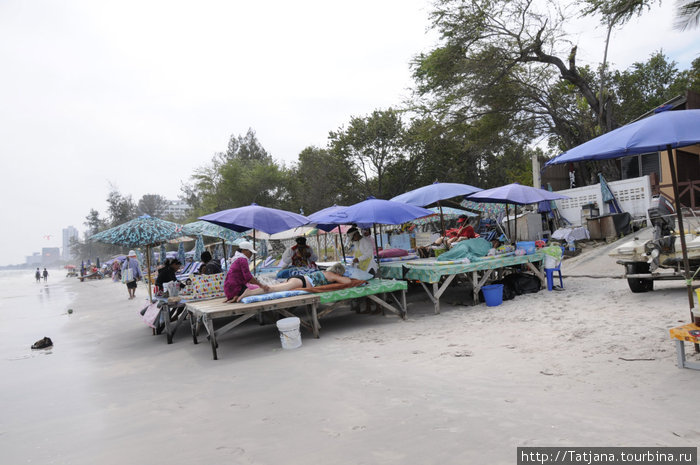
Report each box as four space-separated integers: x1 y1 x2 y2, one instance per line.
122 250 142 299
35 268 41 283
42 268 48 282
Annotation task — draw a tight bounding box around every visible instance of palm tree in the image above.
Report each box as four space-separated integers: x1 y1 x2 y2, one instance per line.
675 0 700 30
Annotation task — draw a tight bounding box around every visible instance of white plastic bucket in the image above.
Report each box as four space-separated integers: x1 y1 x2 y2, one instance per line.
276 317 302 350
543 255 560 269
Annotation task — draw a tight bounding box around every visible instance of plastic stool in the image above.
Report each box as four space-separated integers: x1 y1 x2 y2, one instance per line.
545 265 563 291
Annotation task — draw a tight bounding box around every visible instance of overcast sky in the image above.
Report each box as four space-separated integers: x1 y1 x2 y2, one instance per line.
0 0 696 266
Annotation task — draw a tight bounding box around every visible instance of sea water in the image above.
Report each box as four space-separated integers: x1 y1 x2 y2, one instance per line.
0 269 76 355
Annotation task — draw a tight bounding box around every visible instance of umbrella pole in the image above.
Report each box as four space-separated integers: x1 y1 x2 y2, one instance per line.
373 224 381 278
338 225 347 264
316 234 321 261
514 205 518 242
438 201 446 237
146 245 153 301
666 146 695 319
253 230 256 275
506 203 512 243
221 239 226 270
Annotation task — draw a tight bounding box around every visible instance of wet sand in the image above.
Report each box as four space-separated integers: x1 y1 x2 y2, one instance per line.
1 248 699 465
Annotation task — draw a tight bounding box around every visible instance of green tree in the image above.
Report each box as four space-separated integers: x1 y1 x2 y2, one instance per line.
106 187 137 227
610 51 692 123
328 108 406 198
288 146 359 214
411 0 660 152
84 208 107 235
137 194 167 217
579 0 659 130
183 129 294 216
675 0 700 30
72 209 112 261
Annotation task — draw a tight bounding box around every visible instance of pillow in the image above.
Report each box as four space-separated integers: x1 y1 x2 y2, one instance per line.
239 290 309 304
378 248 408 258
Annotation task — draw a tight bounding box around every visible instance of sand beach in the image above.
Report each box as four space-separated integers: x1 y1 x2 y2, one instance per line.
1 241 700 465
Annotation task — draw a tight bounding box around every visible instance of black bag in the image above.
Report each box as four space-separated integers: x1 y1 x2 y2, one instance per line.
502 272 541 295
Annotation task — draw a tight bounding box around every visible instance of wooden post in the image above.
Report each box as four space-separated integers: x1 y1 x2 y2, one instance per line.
146 244 153 301
666 145 695 319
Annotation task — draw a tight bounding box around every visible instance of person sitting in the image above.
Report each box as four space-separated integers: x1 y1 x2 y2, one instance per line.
198 251 222 275
155 258 182 292
223 241 270 302
236 263 350 302
432 215 477 248
346 227 378 276
280 236 318 269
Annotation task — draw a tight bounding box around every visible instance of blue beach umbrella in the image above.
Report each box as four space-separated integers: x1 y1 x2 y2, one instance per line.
546 108 700 314
199 203 309 235
392 182 482 236
465 183 569 242
311 197 432 226
546 109 700 165
391 182 482 206
310 197 433 275
200 204 310 272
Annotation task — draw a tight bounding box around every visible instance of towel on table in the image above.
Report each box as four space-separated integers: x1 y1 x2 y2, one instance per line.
239 290 310 304
437 238 492 262
304 278 367 293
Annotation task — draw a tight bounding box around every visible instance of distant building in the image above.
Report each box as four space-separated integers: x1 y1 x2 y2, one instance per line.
42 248 61 265
62 226 79 259
162 200 191 219
26 253 42 266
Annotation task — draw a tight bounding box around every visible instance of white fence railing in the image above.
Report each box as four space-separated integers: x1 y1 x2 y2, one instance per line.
554 176 652 226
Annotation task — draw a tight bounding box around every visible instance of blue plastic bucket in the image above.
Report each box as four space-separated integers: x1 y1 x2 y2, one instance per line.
482 284 504 307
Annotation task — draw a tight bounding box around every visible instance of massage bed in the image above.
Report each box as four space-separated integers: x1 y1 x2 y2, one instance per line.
379 252 546 313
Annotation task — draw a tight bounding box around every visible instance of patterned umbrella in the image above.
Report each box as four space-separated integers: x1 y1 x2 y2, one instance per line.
193 235 204 262
177 242 186 264
460 199 506 215
89 215 184 300
182 220 246 243
90 215 183 247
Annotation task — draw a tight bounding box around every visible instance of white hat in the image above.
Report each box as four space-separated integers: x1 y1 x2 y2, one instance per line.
237 241 258 254
346 227 360 240
128 250 137 257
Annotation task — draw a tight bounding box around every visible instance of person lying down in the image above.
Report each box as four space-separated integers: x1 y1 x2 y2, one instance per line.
235 263 350 302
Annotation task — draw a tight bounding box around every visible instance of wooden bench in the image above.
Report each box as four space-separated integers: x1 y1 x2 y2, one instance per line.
186 295 320 360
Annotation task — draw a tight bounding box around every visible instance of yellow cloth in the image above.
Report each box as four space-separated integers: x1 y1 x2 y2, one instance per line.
669 323 700 343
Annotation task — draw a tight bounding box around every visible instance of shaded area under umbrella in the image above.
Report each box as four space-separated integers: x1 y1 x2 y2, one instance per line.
465 183 569 243
309 197 433 276
199 203 310 271
391 182 482 236
182 220 247 269
546 108 700 317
